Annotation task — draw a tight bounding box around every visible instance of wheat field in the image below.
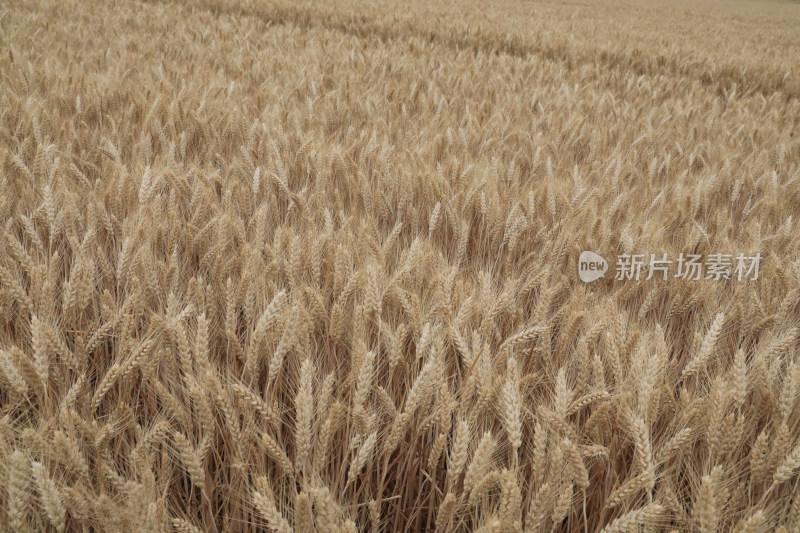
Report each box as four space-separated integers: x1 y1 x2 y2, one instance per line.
1 0 800 531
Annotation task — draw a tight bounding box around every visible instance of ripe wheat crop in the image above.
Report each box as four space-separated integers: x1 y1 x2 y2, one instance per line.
1 0 800 531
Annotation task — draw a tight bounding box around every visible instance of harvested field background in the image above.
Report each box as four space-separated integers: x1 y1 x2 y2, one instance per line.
1 0 800 531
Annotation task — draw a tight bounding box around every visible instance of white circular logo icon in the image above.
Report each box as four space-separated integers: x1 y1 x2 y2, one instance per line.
578 251 608 282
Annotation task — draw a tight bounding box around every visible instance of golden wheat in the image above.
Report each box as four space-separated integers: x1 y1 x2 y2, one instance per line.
1 0 799 530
